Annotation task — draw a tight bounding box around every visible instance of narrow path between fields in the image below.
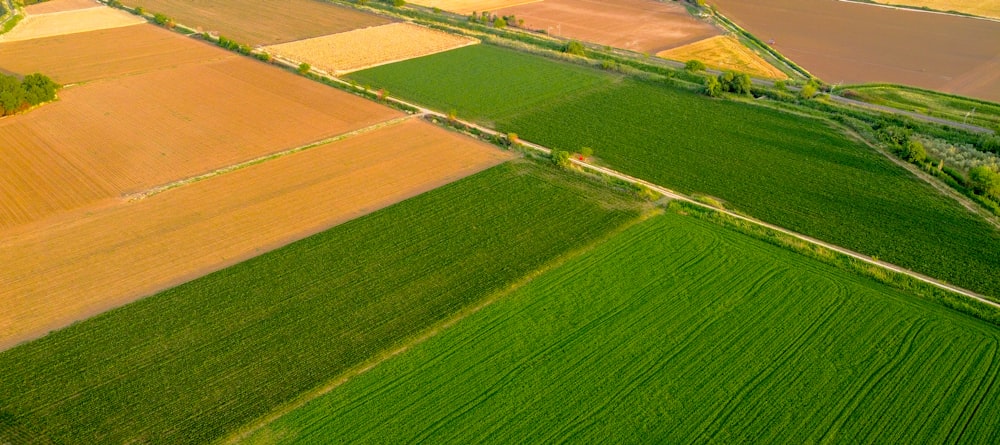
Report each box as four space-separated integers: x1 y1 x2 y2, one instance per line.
837 0 1000 24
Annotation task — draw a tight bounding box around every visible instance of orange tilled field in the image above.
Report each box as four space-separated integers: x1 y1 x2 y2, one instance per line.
0 5 145 42
120 0 392 45
0 25 401 230
0 25 229 84
497 0 720 54
709 0 1000 102
0 119 513 350
24 0 101 15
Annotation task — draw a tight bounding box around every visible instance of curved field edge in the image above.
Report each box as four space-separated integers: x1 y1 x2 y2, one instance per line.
244 211 1000 444
0 161 644 444
346 43 1000 298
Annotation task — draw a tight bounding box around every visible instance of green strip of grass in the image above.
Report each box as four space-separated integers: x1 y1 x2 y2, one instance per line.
843 84 1000 131
247 211 1000 443
0 161 642 444
347 44 1000 298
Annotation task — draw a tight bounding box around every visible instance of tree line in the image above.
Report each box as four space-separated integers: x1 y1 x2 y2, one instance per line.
0 73 59 116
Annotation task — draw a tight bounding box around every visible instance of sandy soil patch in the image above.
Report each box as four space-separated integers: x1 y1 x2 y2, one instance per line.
408 0 542 14
24 0 102 15
24 0 103 15
0 119 512 350
0 53 401 231
0 25 230 85
658 35 787 79
120 0 391 45
265 23 478 74
873 0 1000 20
496 0 720 54
709 0 1000 102
0 6 144 42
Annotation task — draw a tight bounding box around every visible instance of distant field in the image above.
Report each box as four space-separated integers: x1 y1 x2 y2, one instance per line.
348 44 1000 297
0 119 512 350
0 24 228 84
0 5 143 42
495 0 719 54
408 0 541 14
0 161 642 444
658 35 787 79
0 49 400 229
842 84 1000 131
708 0 1000 102
874 0 1000 20
347 44 617 124
264 23 477 75
120 0 391 45
246 211 1000 443
24 0 101 15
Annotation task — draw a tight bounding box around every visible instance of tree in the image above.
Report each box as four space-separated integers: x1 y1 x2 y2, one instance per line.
901 139 926 163
968 165 1000 199
685 60 706 72
563 41 585 56
799 83 817 99
580 147 594 158
703 76 722 97
297 63 311 74
551 150 571 168
717 71 751 95
493 17 506 29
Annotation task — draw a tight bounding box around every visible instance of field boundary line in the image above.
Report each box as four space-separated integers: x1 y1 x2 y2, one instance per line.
124 115 415 201
218 209 660 444
837 0 1000 23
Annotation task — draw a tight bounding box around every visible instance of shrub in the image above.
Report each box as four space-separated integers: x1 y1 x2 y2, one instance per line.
902 140 926 163
563 41 586 56
969 165 1000 199
297 63 311 74
551 150 571 168
703 76 722 97
685 60 706 72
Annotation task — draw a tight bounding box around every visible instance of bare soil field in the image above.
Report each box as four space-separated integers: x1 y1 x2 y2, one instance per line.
709 0 1000 102
658 35 787 79
0 24 228 84
265 23 477 74
874 0 1000 20
119 0 391 45
0 54 401 230
24 0 101 15
0 118 512 350
408 0 542 14
496 0 720 54
0 5 144 42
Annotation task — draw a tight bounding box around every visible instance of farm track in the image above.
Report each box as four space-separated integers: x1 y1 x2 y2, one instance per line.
837 0 1000 23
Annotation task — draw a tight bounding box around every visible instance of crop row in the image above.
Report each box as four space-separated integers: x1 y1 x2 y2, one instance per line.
347 44 1000 298
247 211 1000 443
0 161 642 444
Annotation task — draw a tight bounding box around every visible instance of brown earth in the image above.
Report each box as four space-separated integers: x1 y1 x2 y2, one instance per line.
709 0 1000 102
496 0 720 54
0 6 145 42
874 0 1000 20
408 0 542 14
658 35 787 79
0 24 229 84
0 118 513 350
264 23 478 75
24 0 101 15
119 0 392 45
0 37 401 230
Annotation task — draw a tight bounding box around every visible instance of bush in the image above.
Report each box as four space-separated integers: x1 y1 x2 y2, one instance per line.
551 150 571 168
969 165 1000 200
297 63 311 74
152 13 173 28
562 41 586 56
902 140 926 163
685 60 706 72
703 76 722 98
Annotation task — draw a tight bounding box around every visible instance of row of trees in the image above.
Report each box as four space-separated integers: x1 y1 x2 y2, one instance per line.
0 73 59 116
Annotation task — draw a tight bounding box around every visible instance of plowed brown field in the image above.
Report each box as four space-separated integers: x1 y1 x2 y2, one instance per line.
264 23 477 74
496 0 719 54
0 49 401 230
409 0 541 14
0 25 229 84
119 0 391 45
709 0 1000 102
24 0 101 15
0 5 145 42
0 119 512 350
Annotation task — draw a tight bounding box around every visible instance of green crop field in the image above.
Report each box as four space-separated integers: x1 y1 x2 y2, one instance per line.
0 161 643 444
346 44 617 124
245 211 1000 444
347 44 1000 298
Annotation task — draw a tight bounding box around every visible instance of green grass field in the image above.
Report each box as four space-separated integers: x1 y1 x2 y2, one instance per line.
347 44 1000 298
0 161 643 444
246 211 1000 444
843 84 1000 131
